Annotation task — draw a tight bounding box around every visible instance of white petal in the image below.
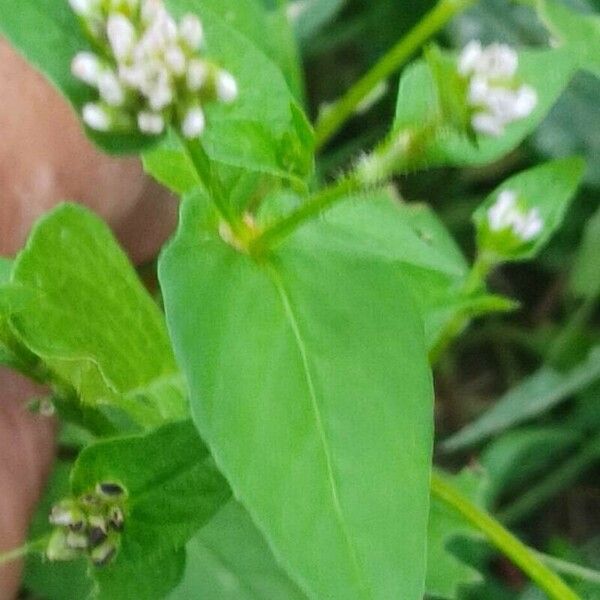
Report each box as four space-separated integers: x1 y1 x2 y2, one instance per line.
165 46 186 75
82 103 111 131
468 75 490 105
69 0 97 16
216 71 238 103
488 189 517 231
71 52 102 86
98 71 125 106
472 111 504 137
179 14 203 50
107 14 136 61
182 106 205 138
478 43 518 78
137 111 165 134
458 40 483 76
186 59 208 91
519 208 544 241
512 85 538 119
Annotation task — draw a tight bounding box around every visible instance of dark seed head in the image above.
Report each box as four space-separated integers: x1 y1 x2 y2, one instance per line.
91 542 117 567
68 520 85 532
108 506 124 531
97 482 125 497
88 526 108 547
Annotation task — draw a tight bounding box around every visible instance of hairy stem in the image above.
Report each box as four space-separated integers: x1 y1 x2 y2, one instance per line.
0 537 49 567
314 0 476 149
431 471 581 600
250 174 363 253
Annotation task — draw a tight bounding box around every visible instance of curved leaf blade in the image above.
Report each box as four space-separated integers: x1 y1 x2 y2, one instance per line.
159 194 434 599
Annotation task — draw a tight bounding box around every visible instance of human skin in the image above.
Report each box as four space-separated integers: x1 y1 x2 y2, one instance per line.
0 38 177 598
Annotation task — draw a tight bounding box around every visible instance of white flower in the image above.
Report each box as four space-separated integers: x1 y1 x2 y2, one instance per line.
487 190 544 243
82 103 111 131
216 71 238 103
69 0 99 17
179 15 203 50
70 0 239 138
459 41 538 137
107 14 136 61
71 52 103 86
182 106 205 138
186 59 207 91
98 70 125 106
138 111 165 134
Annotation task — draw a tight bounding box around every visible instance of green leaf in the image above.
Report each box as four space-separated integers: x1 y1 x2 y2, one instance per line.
442 345 600 452
141 131 203 196
10 203 186 428
71 420 231 600
473 158 585 262
533 71 600 188
480 427 581 502
170 502 307 600
426 469 486 599
172 0 303 99
159 193 434 599
292 0 346 43
394 48 576 168
537 0 600 78
571 205 600 300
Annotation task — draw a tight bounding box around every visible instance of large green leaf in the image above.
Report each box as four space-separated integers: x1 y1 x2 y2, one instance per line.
10 203 186 428
442 345 600 451
170 502 307 600
394 48 576 168
71 420 231 600
159 193 434 599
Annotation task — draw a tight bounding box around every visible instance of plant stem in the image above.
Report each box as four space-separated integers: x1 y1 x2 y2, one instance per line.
498 434 600 525
428 252 495 365
183 137 252 245
250 174 362 252
314 0 476 149
0 537 49 566
430 471 581 600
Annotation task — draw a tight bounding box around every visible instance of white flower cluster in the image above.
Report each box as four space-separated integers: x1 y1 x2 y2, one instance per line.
487 190 543 243
458 41 538 137
69 0 238 138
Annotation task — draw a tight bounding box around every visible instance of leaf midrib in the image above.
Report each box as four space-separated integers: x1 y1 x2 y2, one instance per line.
266 263 371 600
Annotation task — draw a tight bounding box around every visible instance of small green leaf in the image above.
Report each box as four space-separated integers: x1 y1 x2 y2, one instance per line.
537 0 600 78
71 420 231 600
11 204 186 428
443 345 600 451
170 502 307 600
571 205 600 300
473 157 585 262
426 469 487 599
394 48 576 168
159 193 434 599
141 131 203 196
